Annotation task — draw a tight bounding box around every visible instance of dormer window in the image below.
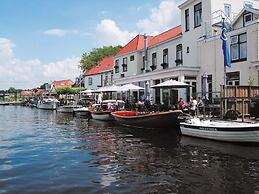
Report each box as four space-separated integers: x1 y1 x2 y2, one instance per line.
224 4 231 18
243 12 253 26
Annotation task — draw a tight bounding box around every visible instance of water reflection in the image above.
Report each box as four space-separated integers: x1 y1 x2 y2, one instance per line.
0 106 259 194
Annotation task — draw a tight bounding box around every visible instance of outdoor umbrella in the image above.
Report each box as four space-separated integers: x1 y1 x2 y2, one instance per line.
121 83 144 91
95 84 124 92
151 79 191 88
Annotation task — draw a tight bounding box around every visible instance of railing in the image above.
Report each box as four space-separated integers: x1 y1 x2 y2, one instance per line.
211 9 238 27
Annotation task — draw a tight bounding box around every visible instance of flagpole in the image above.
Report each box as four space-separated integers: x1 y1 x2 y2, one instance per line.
222 17 228 115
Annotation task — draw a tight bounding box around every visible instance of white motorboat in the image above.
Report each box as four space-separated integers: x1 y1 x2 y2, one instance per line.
57 105 82 113
73 107 90 117
91 110 114 121
37 96 59 110
180 118 259 143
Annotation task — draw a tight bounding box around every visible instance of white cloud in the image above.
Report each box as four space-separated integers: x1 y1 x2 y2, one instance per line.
44 28 78 36
42 57 80 80
0 37 79 89
136 0 179 34
96 19 137 46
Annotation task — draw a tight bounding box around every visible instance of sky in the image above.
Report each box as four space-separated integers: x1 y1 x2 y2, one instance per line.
0 0 184 90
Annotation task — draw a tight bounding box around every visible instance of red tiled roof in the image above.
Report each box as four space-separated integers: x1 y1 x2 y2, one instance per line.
115 35 150 56
115 25 182 56
52 79 73 89
149 25 182 47
84 56 113 76
20 90 34 96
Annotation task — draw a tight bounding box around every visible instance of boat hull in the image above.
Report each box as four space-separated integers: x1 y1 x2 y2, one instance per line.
180 122 259 143
112 110 182 129
91 111 114 121
37 102 57 110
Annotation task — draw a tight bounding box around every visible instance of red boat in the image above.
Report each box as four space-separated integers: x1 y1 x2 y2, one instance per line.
111 110 182 129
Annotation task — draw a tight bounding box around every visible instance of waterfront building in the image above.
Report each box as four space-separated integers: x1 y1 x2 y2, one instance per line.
83 56 113 90
52 79 73 90
113 0 259 104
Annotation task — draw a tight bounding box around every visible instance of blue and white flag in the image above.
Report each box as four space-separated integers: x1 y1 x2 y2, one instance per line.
220 21 231 68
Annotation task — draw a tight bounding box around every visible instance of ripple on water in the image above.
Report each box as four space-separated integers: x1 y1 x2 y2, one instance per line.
0 106 259 194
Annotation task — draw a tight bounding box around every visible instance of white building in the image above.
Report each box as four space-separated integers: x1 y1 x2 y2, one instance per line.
84 57 114 90
112 0 259 105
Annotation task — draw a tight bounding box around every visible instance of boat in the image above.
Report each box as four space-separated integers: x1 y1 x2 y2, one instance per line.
37 96 59 110
180 118 259 143
57 105 82 113
111 110 182 129
73 107 90 117
91 110 114 121
90 100 125 121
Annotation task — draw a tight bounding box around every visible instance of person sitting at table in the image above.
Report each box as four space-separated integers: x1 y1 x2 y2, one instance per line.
178 98 185 110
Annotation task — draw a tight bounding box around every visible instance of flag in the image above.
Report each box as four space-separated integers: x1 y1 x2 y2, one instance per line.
220 21 231 68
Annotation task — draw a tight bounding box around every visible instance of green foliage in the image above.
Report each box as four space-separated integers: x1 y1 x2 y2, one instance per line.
55 87 80 94
8 87 17 93
80 45 122 70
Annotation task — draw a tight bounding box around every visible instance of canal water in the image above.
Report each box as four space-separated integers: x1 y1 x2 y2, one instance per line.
0 106 259 194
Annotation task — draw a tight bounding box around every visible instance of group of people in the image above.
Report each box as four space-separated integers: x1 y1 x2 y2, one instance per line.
178 97 204 115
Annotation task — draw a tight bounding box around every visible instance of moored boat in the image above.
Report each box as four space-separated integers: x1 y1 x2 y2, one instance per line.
73 107 90 117
90 99 125 121
37 96 59 110
111 110 182 129
180 118 259 143
57 105 82 113
91 110 114 121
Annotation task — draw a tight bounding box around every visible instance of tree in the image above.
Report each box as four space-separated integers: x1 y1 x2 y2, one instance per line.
80 45 121 70
8 87 16 94
55 87 80 95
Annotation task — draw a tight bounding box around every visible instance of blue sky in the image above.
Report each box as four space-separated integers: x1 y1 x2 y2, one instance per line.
0 0 184 89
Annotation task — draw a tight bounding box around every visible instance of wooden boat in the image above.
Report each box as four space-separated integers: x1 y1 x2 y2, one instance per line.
90 100 125 121
111 110 182 129
180 118 259 143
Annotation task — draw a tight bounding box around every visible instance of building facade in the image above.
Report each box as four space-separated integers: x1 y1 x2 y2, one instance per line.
84 57 114 90
82 0 259 105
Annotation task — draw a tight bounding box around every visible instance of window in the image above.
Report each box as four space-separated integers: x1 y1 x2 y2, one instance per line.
243 13 253 26
130 55 134 61
114 59 119 73
194 2 202 28
104 74 108 86
151 53 157 71
224 4 231 18
230 33 247 62
141 56 145 71
88 77 92 86
175 44 183 66
185 9 190 31
122 57 127 72
227 72 240 86
161 49 169 69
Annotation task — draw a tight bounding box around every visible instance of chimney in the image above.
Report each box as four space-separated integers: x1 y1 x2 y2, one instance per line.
144 34 148 72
